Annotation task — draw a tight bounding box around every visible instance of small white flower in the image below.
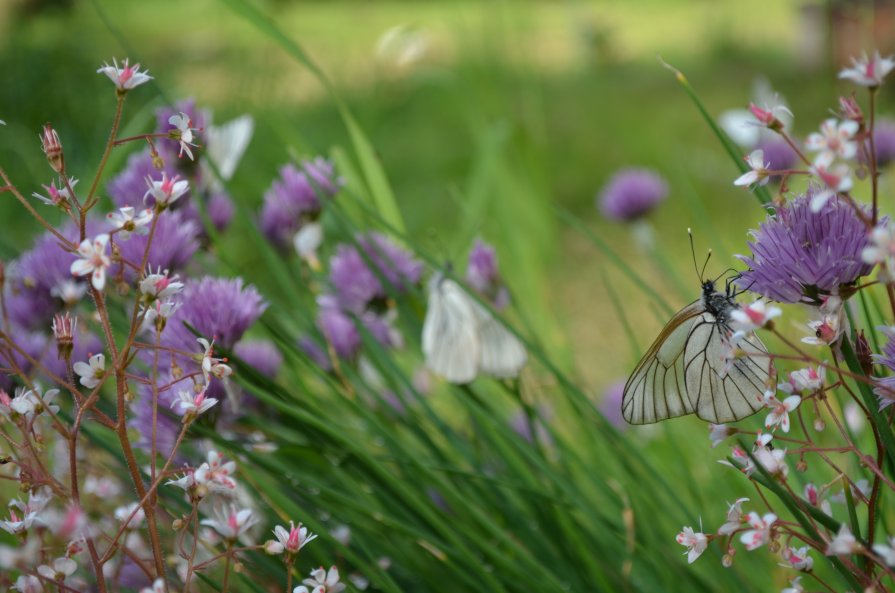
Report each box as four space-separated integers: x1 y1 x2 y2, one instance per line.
734 149 771 187
295 566 346 593
200 505 257 540
717 497 749 536
708 424 735 449
267 521 318 555
762 391 801 433
730 300 781 334
830 479 871 504
780 366 824 395
739 512 776 550
97 58 152 91
294 222 324 266
862 222 895 276
32 177 78 208
168 112 199 160
106 206 153 240
166 470 197 492
9 388 60 420
675 526 708 564
782 546 814 571
139 268 184 301
172 388 218 418
801 296 844 346
781 576 804 593
70 234 112 291
51 279 88 306
805 118 859 164
83 476 121 498
144 173 189 209
826 524 860 555
12 575 42 593
839 51 895 87
198 338 232 383
73 353 105 389
114 502 145 529
193 450 237 493
808 162 854 212
37 556 77 582
140 299 181 334
139 578 166 593
873 536 895 566
754 445 788 478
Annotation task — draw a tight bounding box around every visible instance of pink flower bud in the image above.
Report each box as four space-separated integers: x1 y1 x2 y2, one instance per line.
40 124 64 174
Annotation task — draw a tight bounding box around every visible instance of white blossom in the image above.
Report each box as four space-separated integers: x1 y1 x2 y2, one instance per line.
106 206 153 240
73 353 105 389
739 512 776 550
718 497 749 536
839 51 895 87
675 526 708 564
97 58 152 91
70 234 111 291
826 524 860 555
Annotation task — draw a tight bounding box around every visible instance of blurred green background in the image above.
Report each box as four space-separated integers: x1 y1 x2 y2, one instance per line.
1 1 893 591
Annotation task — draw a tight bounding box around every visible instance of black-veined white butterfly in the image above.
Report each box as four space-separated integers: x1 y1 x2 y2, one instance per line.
622 269 775 425
422 272 527 384
201 115 255 191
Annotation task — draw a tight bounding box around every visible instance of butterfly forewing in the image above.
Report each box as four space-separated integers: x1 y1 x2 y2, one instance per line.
472 301 527 378
622 302 702 425
422 278 481 384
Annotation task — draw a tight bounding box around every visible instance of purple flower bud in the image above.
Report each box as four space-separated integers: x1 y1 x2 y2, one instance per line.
466 238 510 310
233 340 282 378
317 299 360 360
597 168 668 222
260 159 340 249
736 193 876 303
598 381 627 430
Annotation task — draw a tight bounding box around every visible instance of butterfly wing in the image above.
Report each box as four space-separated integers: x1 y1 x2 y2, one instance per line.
471 302 527 379
684 315 771 423
622 302 702 425
206 115 255 181
422 277 480 384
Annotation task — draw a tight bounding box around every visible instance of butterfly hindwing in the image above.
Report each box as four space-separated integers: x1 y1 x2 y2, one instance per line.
622 302 702 425
473 300 527 378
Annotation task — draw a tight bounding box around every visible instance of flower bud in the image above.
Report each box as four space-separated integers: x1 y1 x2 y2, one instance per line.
855 331 874 375
40 124 64 173
839 95 864 125
721 554 733 567
172 518 184 530
814 418 825 432
52 313 76 361
796 459 808 472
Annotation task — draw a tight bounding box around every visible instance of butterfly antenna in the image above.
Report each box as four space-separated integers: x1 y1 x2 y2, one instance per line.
688 228 701 282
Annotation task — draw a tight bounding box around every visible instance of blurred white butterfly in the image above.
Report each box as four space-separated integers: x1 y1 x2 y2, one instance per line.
200 115 255 192
621 278 774 425
422 272 527 384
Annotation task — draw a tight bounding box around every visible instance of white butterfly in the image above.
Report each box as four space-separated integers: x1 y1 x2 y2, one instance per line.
622 279 774 425
422 273 527 384
201 115 255 191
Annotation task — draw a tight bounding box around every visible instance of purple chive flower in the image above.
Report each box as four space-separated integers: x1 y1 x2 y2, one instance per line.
164 276 267 353
736 193 875 303
873 330 895 409
597 168 669 222
133 381 181 456
260 159 340 248
872 119 895 168
598 381 627 430
208 192 235 232
116 210 200 280
317 298 361 360
0 330 47 389
466 238 510 310
756 137 798 178
108 149 184 210
298 334 332 371
233 340 283 378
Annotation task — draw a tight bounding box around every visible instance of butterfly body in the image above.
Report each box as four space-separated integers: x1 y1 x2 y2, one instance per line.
622 280 772 425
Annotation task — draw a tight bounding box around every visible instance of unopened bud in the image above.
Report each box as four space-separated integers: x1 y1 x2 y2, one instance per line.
172 518 184 530
721 554 733 568
814 418 825 431
52 313 76 361
769 540 781 553
855 331 874 375
40 124 64 174
233 561 244 574
839 95 864 125
194 483 208 499
151 148 164 170
796 459 808 472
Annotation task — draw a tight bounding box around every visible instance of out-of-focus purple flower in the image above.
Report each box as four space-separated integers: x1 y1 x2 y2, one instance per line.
233 340 282 378
466 238 510 310
872 119 895 168
509 405 553 445
155 99 207 163
133 382 180 457
873 330 895 409
597 168 668 222
737 194 875 303
599 381 627 430
298 334 332 371
317 299 361 360
116 210 200 280
107 149 184 210
164 277 267 353
756 137 798 178
329 233 423 312
260 160 340 248
0 330 47 389
207 192 235 232
361 311 402 349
